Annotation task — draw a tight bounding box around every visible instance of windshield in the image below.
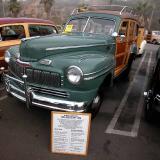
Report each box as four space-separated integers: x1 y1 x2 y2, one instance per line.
64 17 115 35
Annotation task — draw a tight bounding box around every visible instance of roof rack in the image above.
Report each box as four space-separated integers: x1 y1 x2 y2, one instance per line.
71 5 136 16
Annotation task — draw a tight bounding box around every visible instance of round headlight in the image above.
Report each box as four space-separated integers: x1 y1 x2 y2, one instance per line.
4 51 11 63
67 66 83 85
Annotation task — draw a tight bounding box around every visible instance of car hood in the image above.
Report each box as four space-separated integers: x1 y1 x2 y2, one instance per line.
19 33 114 62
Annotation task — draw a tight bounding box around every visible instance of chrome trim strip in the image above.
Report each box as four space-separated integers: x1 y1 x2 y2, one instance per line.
10 84 25 94
16 59 30 66
31 86 69 97
32 102 85 112
32 92 84 108
10 92 26 102
34 90 68 98
21 36 40 41
84 67 112 80
84 67 113 81
5 74 24 84
46 44 106 51
84 64 114 76
83 17 90 32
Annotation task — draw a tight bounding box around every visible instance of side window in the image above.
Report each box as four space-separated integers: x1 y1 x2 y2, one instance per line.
0 25 25 41
119 21 128 36
128 21 135 40
29 25 57 37
85 18 115 35
135 24 139 36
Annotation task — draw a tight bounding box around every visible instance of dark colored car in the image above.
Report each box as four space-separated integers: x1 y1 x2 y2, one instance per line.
144 47 160 121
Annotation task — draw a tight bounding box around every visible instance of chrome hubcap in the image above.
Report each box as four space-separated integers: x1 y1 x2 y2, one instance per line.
92 95 100 110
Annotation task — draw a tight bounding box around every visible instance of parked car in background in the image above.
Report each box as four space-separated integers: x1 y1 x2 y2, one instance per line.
0 18 58 74
3 5 139 118
146 31 152 43
144 47 160 121
146 30 160 44
151 31 160 44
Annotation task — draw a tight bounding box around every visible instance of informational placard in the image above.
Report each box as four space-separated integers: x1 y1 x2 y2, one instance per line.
51 112 91 156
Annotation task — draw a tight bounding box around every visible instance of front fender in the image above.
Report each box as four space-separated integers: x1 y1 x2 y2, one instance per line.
60 51 115 91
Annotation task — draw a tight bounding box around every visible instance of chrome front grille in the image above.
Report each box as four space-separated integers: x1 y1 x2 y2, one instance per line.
31 86 69 98
26 68 61 87
9 60 24 78
9 60 61 88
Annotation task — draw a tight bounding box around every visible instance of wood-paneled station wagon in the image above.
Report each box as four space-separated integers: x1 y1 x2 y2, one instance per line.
0 18 58 74
3 5 139 117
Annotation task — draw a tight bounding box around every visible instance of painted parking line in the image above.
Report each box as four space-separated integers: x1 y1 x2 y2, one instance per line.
131 52 152 137
0 95 8 101
105 52 152 137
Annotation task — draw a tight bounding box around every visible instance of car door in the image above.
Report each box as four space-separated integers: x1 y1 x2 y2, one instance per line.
115 20 129 76
0 24 26 69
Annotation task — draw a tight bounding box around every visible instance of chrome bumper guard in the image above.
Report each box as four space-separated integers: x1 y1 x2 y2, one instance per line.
4 74 86 112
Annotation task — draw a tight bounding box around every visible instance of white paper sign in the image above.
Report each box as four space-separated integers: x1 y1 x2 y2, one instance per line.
51 112 91 156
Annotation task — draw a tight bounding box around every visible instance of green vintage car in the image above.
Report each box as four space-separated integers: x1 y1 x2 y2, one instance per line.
3 6 139 117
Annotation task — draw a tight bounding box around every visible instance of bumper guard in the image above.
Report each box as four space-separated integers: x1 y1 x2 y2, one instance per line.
4 74 86 112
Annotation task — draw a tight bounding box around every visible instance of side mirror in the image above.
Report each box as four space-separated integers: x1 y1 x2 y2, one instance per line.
119 31 126 38
120 35 125 38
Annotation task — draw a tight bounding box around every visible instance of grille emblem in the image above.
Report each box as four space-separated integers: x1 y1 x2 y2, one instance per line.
39 59 52 65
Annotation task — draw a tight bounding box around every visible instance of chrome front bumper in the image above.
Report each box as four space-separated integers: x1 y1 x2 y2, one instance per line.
4 74 86 112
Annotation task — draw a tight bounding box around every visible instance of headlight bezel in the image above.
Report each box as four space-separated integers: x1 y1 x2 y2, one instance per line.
66 66 83 85
4 50 11 63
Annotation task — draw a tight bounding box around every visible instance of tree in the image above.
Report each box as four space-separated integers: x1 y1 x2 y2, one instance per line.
8 0 21 17
40 0 55 19
0 0 3 17
134 0 153 29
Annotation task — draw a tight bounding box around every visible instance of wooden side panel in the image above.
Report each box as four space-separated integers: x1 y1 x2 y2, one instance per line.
116 41 126 54
114 19 139 77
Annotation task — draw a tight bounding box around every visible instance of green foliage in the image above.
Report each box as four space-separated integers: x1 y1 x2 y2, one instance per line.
134 0 153 29
0 0 3 17
134 0 152 16
8 0 21 17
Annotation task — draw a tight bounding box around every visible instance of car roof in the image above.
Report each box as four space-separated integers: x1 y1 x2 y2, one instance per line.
0 17 55 25
76 10 138 21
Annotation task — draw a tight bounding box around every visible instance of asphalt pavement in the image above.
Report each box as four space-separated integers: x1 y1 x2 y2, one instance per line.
0 44 160 160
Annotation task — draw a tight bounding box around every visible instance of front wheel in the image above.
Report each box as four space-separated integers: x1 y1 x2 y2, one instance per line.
88 93 103 119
